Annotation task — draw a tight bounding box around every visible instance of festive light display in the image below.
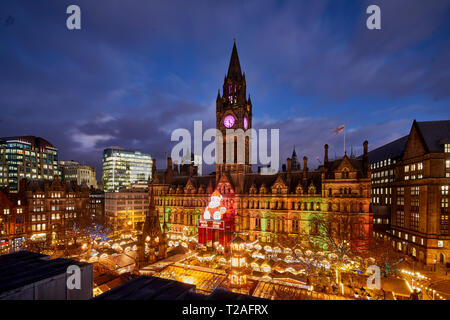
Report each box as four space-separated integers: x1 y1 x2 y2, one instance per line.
203 191 227 221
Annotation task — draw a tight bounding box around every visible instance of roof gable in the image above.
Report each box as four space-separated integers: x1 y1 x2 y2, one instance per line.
403 121 427 159
415 120 450 153
334 155 358 172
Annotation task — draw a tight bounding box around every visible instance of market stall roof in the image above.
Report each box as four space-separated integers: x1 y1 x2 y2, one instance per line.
381 277 411 297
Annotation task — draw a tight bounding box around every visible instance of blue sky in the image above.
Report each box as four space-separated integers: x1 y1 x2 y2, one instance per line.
0 0 449 177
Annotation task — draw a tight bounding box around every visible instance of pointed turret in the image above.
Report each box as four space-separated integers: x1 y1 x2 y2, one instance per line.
291 147 300 171
227 41 243 82
139 184 165 265
207 178 213 194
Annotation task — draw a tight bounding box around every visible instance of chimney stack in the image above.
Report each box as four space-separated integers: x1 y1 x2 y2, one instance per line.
152 159 156 177
287 158 292 173
189 164 194 177
167 157 172 171
164 157 173 183
363 140 369 176
324 144 329 165
303 156 308 176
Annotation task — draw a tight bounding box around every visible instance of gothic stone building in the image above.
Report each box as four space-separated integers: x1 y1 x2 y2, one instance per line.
150 42 373 251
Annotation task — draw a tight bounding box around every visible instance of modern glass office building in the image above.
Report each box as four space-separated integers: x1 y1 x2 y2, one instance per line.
102 147 153 192
0 136 60 192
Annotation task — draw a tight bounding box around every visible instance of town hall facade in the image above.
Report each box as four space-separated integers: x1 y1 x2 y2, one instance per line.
150 42 373 251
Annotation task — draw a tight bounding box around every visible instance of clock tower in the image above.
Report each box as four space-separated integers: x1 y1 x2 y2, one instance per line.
216 41 253 185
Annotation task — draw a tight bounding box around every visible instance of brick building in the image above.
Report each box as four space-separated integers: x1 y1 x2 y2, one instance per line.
89 189 105 221
0 177 91 254
368 120 450 265
23 177 90 245
0 188 27 254
149 42 373 252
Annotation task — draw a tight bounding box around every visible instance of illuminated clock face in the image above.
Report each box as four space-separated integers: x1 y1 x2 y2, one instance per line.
243 117 248 130
223 115 235 128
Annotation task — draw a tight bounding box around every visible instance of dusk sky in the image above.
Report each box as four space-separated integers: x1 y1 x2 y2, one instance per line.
1 0 449 178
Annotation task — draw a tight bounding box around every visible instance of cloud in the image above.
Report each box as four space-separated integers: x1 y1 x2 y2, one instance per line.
72 132 114 151
253 116 412 169
0 0 448 181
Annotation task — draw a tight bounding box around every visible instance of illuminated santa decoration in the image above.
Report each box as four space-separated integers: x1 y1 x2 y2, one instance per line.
203 190 227 221
198 190 235 248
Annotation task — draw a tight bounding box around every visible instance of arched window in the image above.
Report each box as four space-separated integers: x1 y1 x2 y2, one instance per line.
342 168 349 179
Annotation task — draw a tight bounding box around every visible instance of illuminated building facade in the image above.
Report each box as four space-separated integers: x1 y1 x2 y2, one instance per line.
0 189 27 254
105 189 149 231
60 160 98 189
89 190 105 220
150 42 373 252
367 136 408 236
1 177 90 249
0 136 60 192
370 120 450 265
23 177 90 243
102 147 153 192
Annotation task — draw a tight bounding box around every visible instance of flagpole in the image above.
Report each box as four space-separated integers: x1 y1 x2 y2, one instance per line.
344 124 346 156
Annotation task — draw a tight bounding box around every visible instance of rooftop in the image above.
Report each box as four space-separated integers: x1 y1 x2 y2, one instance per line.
0 251 90 295
94 275 263 300
94 275 197 300
0 136 56 149
415 120 450 153
366 135 409 164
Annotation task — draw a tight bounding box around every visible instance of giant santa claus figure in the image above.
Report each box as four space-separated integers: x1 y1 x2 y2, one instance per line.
203 190 227 220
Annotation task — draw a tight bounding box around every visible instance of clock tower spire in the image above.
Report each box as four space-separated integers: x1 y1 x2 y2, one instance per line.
216 41 252 185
